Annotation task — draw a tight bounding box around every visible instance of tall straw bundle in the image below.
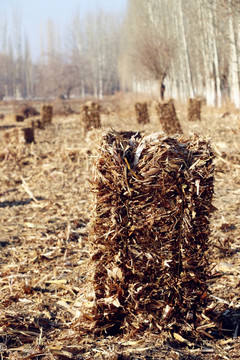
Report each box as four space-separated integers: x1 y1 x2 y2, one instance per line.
156 99 183 135
81 101 101 134
84 131 215 336
188 98 202 121
41 104 53 125
134 102 150 124
22 127 35 143
4 127 35 144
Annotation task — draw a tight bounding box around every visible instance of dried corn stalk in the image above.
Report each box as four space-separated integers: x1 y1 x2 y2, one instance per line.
134 102 150 124
84 131 214 336
188 98 202 121
156 99 183 135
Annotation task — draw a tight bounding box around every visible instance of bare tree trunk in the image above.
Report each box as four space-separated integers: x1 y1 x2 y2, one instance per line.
228 0 240 108
199 0 216 106
210 3 221 107
177 0 194 99
81 79 85 98
23 36 32 98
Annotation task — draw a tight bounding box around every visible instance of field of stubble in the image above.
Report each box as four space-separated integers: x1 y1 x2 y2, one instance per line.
0 95 240 359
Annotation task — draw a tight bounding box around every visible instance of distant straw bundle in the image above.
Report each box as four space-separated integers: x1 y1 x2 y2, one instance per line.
41 105 53 125
22 127 35 143
17 104 39 119
134 102 150 124
5 114 24 122
15 115 25 122
81 101 101 134
156 99 183 135
188 98 202 121
85 131 215 336
4 127 35 144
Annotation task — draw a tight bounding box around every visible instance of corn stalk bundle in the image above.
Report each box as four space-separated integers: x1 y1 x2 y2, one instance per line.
15 114 25 122
16 104 39 119
41 104 53 125
81 101 101 134
156 99 183 135
187 98 202 121
134 102 150 124
22 127 35 143
4 127 35 145
86 131 214 336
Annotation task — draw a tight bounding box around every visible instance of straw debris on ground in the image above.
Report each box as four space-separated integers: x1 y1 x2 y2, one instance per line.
0 96 240 359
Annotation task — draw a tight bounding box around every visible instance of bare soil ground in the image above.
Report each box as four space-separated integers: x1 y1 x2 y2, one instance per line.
0 96 240 359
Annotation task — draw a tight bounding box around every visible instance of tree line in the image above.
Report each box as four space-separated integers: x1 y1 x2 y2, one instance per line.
1 0 240 108
0 9 121 101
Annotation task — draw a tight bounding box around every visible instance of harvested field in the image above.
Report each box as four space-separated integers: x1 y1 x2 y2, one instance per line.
0 96 240 359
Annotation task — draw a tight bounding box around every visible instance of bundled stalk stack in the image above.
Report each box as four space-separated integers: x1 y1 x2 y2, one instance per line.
15 114 25 122
85 131 215 336
4 127 35 144
41 104 53 125
16 104 39 119
22 127 35 143
156 99 183 135
134 102 150 124
188 98 202 121
81 101 101 134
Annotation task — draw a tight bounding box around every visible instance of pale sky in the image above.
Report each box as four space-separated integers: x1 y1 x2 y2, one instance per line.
0 0 127 59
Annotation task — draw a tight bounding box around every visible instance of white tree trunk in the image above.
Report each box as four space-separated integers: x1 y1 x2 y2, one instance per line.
81 79 85 98
199 0 216 106
209 3 221 107
177 0 194 99
228 2 240 108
